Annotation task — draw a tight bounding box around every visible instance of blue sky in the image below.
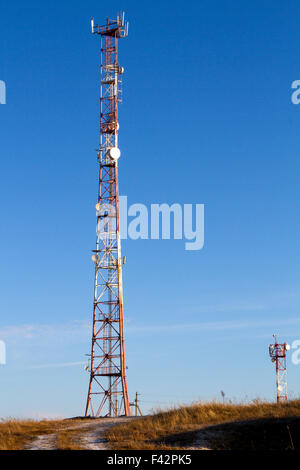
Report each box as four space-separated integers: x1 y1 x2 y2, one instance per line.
1 0 300 418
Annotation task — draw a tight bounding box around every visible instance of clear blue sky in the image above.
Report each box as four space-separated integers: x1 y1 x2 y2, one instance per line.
1 0 300 418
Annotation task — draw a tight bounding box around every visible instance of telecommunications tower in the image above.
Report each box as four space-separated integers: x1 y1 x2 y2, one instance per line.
85 12 131 417
269 334 290 403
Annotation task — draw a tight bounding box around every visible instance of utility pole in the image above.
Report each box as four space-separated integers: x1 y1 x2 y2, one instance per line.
269 334 290 403
85 12 131 418
130 392 142 416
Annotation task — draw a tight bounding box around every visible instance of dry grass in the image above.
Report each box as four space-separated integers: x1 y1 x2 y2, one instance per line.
3 401 300 450
211 416 300 450
0 419 65 450
0 418 90 450
56 428 85 450
106 400 300 450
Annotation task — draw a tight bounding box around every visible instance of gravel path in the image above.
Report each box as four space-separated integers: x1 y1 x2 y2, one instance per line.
26 417 131 450
26 433 57 450
78 418 131 450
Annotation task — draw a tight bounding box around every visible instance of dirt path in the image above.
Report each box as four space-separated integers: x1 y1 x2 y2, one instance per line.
25 418 131 451
26 433 57 450
77 418 131 450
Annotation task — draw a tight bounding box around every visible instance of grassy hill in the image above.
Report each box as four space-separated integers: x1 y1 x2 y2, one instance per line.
1 400 300 450
106 400 300 450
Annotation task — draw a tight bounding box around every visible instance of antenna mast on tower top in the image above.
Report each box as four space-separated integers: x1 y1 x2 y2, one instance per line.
85 12 130 417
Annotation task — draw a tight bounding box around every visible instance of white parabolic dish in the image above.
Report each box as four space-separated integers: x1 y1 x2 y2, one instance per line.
109 147 121 161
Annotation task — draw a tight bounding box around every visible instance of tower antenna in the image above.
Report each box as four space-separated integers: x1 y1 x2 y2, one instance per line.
85 12 131 417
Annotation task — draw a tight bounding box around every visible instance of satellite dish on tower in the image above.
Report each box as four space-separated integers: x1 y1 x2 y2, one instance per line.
109 147 121 161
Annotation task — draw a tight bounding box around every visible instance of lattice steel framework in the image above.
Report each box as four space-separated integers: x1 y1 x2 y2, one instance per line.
269 334 289 403
85 12 131 417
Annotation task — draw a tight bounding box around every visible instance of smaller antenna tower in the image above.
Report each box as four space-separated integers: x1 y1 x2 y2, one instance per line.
269 334 290 403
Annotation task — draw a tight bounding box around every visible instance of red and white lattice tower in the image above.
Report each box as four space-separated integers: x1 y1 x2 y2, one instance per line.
269 334 290 403
85 12 131 417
